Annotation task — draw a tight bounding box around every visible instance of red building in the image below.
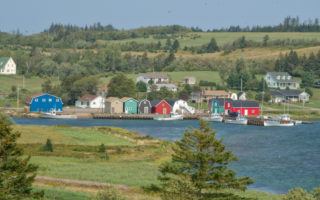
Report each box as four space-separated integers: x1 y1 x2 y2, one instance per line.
228 100 260 116
151 100 171 114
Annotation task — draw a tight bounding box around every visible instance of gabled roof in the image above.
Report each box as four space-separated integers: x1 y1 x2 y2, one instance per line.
210 98 232 106
267 72 290 77
202 90 229 96
232 100 260 108
120 97 138 102
150 99 171 107
105 97 121 102
0 57 10 69
138 99 151 107
270 89 304 97
26 93 62 105
79 94 98 101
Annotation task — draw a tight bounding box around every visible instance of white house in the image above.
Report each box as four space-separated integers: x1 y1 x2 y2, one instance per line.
265 72 300 90
136 72 169 84
169 100 195 114
237 91 246 101
75 95 105 109
270 90 310 103
156 83 178 92
183 76 196 85
0 57 16 75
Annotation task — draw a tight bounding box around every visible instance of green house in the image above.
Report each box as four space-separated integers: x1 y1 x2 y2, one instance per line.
121 97 138 114
210 98 226 114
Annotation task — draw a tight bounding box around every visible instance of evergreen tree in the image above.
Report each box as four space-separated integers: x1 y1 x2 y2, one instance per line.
263 35 270 47
98 143 109 160
206 38 219 53
0 114 42 199
159 120 253 200
165 39 172 51
42 138 53 152
171 39 180 53
136 81 148 92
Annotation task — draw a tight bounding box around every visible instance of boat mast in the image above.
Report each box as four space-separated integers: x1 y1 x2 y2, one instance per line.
261 80 265 116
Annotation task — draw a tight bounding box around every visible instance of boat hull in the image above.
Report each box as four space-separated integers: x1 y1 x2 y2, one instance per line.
263 120 294 127
41 113 78 119
224 119 248 125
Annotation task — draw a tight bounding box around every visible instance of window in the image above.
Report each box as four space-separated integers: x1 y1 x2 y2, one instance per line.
56 99 59 102
35 98 38 102
42 98 46 102
49 98 52 102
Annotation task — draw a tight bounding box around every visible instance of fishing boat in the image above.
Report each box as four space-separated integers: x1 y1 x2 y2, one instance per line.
224 116 248 125
153 113 183 121
201 113 223 122
40 110 77 119
263 114 294 127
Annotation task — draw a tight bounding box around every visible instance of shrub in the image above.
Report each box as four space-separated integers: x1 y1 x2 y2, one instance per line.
42 139 53 152
98 143 109 160
283 188 315 200
95 188 126 200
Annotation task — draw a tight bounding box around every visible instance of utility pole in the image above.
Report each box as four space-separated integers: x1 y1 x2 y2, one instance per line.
16 86 20 110
22 75 25 89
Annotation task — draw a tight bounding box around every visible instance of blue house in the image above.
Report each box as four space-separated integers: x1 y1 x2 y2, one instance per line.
27 93 63 112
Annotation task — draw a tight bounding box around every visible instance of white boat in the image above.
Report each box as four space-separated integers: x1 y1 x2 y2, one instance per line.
201 113 223 122
263 114 294 127
41 110 77 119
224 116 248 125
153 114 183 121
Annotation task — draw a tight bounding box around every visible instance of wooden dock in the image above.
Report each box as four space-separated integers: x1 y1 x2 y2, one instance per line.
93 114 200 120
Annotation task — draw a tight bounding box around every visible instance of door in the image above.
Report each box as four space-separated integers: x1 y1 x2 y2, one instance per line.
144 107 149 114
244 109 248 116
163 108 167 114
112 107 115 113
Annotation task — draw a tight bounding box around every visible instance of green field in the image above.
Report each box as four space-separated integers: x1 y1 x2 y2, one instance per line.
108 32 320 47
13 125 283 200
99 70 221 86
0 75 59 94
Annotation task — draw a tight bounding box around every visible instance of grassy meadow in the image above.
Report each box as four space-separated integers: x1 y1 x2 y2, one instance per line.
14 124 283 200
108 32 320 47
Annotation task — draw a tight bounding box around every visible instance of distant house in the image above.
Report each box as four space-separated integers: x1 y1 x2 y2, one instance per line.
183 76 196 85
201 90 230 102
27 93 63 113
190 91 201 103
105 97 123 114
138 99 152 114
151 99 171 115
0 57 16 75
265 72 300 90
230 100 260 116
136 72 169 84
121 97 138 114
230 93 238 100
154 83 178 92
237 91 246 101
75 95 105 109
270 90 310 103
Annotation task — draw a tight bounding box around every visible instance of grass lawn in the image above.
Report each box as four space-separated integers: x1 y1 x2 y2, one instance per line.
0 75 58 94
33 186 92 200
16 125 135 146
31 156 159 187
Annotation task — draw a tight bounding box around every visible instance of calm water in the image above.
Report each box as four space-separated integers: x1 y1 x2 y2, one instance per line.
12 118 320 194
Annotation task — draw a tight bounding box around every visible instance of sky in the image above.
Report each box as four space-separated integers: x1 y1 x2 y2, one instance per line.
1 0 319 34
